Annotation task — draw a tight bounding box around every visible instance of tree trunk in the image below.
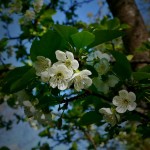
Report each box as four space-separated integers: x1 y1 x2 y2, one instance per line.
106 0 149 63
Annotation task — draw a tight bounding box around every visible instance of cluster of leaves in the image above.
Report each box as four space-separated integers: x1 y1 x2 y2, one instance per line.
0 0 150 149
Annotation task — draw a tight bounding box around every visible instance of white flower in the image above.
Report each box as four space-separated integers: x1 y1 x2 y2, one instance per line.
23 100 32 107
94 58 110 75
24 10 35 22
33 0 43 13
49 64 73 90
9 0 22 13
55 50 79 71
40 68 51 82
94 51 110 61
70 70 92 91
23 100 36 113
113 90 137 113
33 56 51 76
87 50 110 65
107 75 119 87
93 75 119 94
99 108 119 126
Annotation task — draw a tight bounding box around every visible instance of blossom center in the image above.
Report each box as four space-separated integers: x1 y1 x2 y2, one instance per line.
56 72 63 79
65 59 71 67
123 99 129 105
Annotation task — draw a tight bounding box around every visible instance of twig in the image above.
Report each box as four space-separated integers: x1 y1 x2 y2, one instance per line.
83 130 97 150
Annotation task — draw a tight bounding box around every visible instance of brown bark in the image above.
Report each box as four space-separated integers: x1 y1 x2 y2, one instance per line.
106 0 150 63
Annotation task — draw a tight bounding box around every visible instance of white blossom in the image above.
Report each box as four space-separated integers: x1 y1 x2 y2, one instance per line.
93 75 119 94
40 68 51 82
70 70 92 91
30 106 36 113
87 50 110 65
23 101 36 113
33 56 51 76
9 0 22 13
113 90 137 113
99 108 119 126
24 10 35 22
49 64 73 90
94 58 110 75
107 75 119 87
23 100 32 107
33 0 43 13
94 50 110 61
55 50 79 71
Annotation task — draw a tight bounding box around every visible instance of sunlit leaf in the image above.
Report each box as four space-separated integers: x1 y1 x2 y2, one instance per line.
71 31 95 48
88 30 124 48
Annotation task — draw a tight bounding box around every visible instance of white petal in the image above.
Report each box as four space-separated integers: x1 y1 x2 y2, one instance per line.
58 80 68 90
40 70 50 82
23 101 32 107
71 60 79 70
107 75 119 87
112 96 122 106
55 50 66 61
101 53 110 61
94 59 109 75
116 105 127 113
119 90 128 99
93 77 109 94
127 102 137 111
128 92 136 102
41 114 45 120
99 108 112 115
30 106 36 113
48 67 56 76
57 65 73 79
94 51 102 59
52 61 62 66
50 77 57 88
81 70 92 76
74 81 83 91
66 51 74 60
82 77 92 88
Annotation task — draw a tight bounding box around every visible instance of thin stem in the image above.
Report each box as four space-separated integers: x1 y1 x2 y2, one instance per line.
83 130 97 150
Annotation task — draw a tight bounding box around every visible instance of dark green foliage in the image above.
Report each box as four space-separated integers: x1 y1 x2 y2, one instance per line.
79 111 102 125
1 66 35 93
30 30 67 62
110 51 132 80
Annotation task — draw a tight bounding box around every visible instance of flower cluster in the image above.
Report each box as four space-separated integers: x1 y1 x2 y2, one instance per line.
9 0 22 14
99 90 137 126
33 0 44 13
93 75 119 94
33 50 92 91
20 0 44 24
87 50 119 94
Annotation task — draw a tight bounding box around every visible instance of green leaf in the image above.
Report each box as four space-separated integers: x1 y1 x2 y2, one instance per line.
10 68 36 92
137 124 150 138
2 66 34 93
0 147 10 150
79 111 102 125
88 30 124 48
110 51 132 80
30 30 67 62
54 24 78 42
106 18 120 30
132 72 150 81
137 65 150 73
39 128 50 137
71 31 95 48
